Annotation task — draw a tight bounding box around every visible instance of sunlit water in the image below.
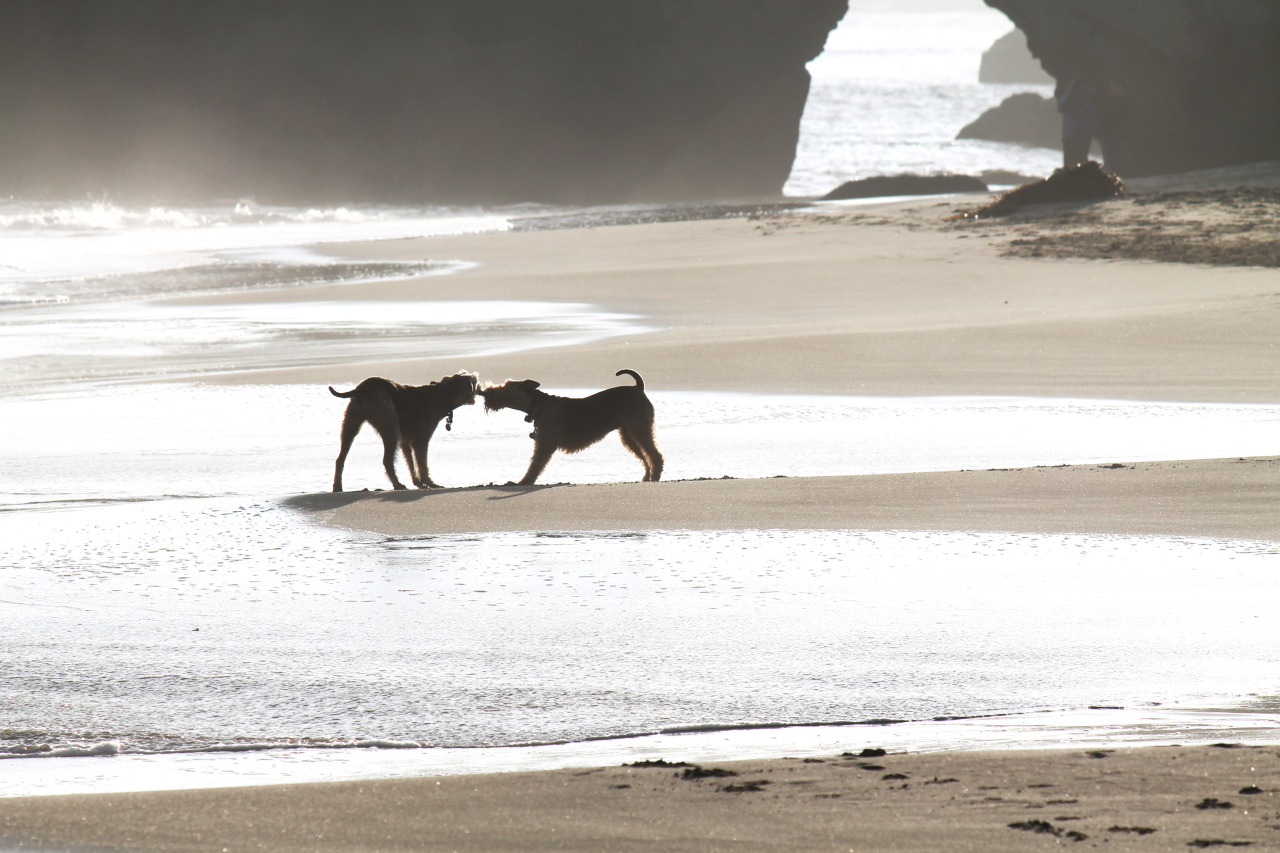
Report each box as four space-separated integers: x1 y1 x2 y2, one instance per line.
4 384 1280 506
4 513 1280 796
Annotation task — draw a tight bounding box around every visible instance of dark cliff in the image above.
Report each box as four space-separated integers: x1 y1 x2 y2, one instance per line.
0 1 846 205
985 1 1280 177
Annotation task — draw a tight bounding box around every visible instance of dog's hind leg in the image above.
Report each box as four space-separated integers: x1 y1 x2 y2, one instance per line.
519 441 557 486
332 413 364 492
618 429 655 482
624 424 664 482
376 426 408 490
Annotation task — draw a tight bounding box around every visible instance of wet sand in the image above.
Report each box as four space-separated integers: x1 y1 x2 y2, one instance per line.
289 456 1280 541
7 163 1280 850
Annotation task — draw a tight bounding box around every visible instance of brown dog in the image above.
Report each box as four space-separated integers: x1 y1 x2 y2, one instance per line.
329 372 478 492
481 369 663 485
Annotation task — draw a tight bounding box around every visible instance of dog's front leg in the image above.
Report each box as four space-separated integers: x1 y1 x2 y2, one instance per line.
519 441 556 486
412 425 442 488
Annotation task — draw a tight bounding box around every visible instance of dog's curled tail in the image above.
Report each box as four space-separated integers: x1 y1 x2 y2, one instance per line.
329 386 355 399
615 369 644 390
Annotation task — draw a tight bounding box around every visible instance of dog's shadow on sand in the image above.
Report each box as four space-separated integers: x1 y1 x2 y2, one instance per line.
283 483 560 511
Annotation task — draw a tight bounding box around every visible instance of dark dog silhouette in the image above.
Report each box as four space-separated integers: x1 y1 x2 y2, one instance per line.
329 372 477 492
481 369 663 485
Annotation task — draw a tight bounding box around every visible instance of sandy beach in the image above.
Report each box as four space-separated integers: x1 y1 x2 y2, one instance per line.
5 166 1280 850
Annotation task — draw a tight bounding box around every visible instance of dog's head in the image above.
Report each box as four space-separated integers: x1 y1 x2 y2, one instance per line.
479 379 540 414
437 371 479 408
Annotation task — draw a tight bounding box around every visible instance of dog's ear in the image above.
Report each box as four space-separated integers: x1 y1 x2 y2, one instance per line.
523 380 541 390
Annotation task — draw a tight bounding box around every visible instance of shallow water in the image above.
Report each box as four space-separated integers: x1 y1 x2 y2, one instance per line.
4 515 1279 795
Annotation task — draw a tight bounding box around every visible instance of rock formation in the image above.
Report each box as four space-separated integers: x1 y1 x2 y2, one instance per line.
978 29 1053 85
957 92 1060 150
821 174 987 201
0 1 847 205
984 0 1280 177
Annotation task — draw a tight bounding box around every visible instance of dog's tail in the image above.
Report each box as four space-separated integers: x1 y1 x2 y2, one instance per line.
329 386 355 399
615 369 644 390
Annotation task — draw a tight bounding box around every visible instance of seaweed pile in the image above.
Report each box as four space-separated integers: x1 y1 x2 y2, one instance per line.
951 161 1126 219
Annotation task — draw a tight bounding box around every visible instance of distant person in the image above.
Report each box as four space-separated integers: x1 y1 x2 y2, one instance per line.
1056 77 1097 168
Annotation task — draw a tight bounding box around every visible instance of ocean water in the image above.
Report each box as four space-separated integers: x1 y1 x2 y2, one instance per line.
3 5 1277 799
784 5 1059 195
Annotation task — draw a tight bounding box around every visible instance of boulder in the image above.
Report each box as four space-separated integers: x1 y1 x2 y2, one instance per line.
957 92 1061 149
821 174 988 201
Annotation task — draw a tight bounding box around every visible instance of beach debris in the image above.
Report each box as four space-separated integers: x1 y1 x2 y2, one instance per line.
949 161 1125 219
882 773 909 780
1008 821 1088 842
841 747 887 758
1195 797 1234 810
1086 749 1113 758
719 779 771 793
679 765 738 780
1188 841 1255 849
625 759 692 768
1109 826 1158 835
1238 786 1263 794
924 777 959 785
822 173 987 201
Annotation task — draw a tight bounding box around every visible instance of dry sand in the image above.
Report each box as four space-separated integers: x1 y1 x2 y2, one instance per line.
6 163 1280 850
4 745 1279 851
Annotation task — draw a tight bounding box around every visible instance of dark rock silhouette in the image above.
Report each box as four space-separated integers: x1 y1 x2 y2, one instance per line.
980 169 1041 187
957 92 1061 150
0 1 847 204
985 0 1280 177
821 174 987 201
978 29 1053 84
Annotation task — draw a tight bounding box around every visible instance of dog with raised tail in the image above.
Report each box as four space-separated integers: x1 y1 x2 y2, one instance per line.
329 372 478 492
480 369 663 485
